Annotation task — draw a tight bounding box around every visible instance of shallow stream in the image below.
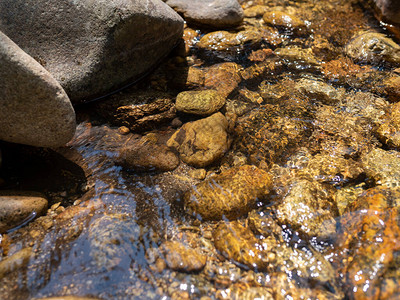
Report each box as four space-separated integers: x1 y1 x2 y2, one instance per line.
2 0 400 299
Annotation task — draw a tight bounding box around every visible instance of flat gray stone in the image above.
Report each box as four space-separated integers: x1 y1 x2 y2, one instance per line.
0 0 184 103
373 0 400 24
165 0 244 28
0 31 76 147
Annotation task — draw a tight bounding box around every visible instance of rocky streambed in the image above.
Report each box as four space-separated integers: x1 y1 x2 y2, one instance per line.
2 0 400 299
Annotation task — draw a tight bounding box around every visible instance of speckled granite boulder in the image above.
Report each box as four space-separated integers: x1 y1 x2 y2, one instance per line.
0 0 184 103
0 31 75 147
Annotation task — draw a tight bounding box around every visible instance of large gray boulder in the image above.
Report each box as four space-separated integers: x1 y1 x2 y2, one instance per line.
0 31 76 147
165 0 244 28
373 0 400 24
0 0 184 104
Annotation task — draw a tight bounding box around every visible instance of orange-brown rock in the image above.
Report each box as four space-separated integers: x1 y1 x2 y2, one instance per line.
161 241 207 272
204 62 242 98
184 165 272 220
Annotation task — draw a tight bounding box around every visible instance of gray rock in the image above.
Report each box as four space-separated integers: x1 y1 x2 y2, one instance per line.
0 190 48 233
373 0 400 24
0 31 76 147
345 31 400 65
175 90 225 116
165 0 244 28
0 0 184 103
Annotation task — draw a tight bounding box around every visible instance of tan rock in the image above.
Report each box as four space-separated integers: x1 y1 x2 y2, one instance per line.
167 112 230 167
0 191 48 233
161 241 207 272
0 247 32 278
184 165 272 220
175 90 225 116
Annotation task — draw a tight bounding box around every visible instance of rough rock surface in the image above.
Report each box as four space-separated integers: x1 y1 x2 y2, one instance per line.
0 0 184 103
0 191 48 233
376 101 400 147
161 241 207 272
336 187 400 299
117 136 179 172
0 31 76 147
165 0 244 28
274 179 338 239
184 165 272 220
345 31 400 65
95 91 176 132
361 147 400 188
167 112 230 167
175 90 225 116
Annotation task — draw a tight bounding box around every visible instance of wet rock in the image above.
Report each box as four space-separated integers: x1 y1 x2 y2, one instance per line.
0 247 32 278
161 240 207 272
295 77 345 105
342 91 389 124
88 214 146 271
334 183 366 215
188 168 207 180
167 112 230 167
361 147 400 188
204 62 242 98
376 101 400 147
197 30 263 52
165 0 243 28
0 31 75 147
298 153 364 185
95 91 176 132
228 286 274 300
117 136 179 172
182 28 200 55
373 0 400 24
336 188 400 299
184 165 272 220
274 179 338 239
381 75 400 102
243 5 269 18
213 221 272 271
313 105 375 156
345 31 400 65
262 11 307 35
0 0 184 103
321 57 373 85
36 297 101 300
275 46 320 67
175 90 225 116
248 210 340 292
235 102 311 167
0 191 48 233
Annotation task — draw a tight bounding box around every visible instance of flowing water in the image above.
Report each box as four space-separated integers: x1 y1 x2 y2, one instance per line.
1 0 400 299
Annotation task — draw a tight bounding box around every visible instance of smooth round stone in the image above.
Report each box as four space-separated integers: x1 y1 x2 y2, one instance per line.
165 0 244 28
0 191 48 233
0 31 76 147
161 240 207 272
175 90 225 116
0 0 184 103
